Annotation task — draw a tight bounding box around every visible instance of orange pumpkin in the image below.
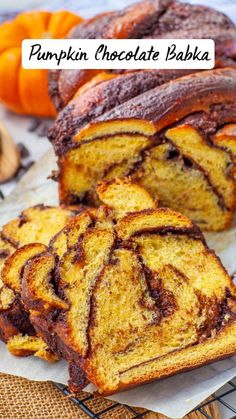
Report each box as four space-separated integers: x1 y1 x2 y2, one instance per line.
0 11 83 117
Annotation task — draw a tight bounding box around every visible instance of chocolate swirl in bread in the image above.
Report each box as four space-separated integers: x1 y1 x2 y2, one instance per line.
0 205 74 360
50 68 236 231
20 179 236 395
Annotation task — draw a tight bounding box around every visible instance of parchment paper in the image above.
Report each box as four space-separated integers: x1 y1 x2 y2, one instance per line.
0 148 236 418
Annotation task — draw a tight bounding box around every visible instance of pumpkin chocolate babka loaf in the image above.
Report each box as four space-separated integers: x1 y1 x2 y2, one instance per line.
0 205 74 360
48 0 236 111
20 179 236 395
50 68 236 231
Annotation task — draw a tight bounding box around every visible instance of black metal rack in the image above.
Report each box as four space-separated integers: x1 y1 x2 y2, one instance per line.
55 379 236 418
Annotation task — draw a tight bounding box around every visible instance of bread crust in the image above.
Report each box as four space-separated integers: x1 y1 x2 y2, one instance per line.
48 0 236 110
54 69 236 231
49 69 196 156
82 69 236 133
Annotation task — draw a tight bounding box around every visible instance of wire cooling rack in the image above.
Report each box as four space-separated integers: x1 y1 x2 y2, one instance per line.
55 378 236 418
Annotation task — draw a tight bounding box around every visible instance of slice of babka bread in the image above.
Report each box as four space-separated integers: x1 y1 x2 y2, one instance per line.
48 0 236 111
52 68 236 231
0 205 74 360
18 180 155 369
21 179 236 395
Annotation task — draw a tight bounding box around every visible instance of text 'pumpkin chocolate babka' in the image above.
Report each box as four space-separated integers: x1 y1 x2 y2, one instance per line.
20 179 236 395
50 68 236 231
0 205 74 360
48 0 236 110
49 0 236 231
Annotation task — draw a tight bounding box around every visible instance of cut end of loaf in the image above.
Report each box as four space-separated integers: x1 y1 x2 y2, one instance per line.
55 69 236 231
19 179 236 395
59 118 236 231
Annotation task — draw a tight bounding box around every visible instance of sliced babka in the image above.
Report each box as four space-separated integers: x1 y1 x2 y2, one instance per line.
48 0 236 111
51 68 236 231
20 179 236 395
0 205 74 360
